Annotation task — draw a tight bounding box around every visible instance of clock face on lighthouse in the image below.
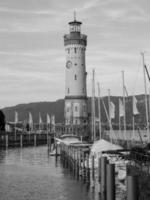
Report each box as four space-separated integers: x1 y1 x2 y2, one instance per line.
66 60 72 69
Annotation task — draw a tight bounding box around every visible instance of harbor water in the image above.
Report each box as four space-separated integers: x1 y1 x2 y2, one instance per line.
0 146 98 200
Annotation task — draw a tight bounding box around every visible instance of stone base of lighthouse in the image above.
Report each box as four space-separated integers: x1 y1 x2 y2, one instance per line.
65 97 88 126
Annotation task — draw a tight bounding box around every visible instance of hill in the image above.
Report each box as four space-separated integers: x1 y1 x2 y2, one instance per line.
2 99 64 123
2 95 148 127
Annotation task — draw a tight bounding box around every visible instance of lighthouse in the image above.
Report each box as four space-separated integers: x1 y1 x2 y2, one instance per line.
64 14 88 134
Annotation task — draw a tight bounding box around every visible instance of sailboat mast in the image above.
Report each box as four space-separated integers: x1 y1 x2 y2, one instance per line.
91 69 96 141
97 82 102 139
132 96 135 140
141 52 149 142
118 99 121 132
122 71 126 140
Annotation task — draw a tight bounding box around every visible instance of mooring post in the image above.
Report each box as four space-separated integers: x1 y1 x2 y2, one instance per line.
82 151 86 181
106 164 115 200
55 142 58 157
48 134 51 152
86 153 90 184
34 133 36 147
73 147 76 176
127 175 138 200
79 148 82 178
76 148 79 179
6 134 8 148
98 157 101 193
91 155 95 188
20 134 23 148
100 156 107 200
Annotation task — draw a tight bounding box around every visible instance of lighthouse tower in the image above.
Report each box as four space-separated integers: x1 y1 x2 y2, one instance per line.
64 14 88 133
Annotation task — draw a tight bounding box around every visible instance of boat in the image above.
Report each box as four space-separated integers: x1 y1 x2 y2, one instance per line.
49 134 82 156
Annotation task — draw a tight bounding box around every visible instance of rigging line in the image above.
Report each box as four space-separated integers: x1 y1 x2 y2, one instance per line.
131 59 142 96
144 65 150 82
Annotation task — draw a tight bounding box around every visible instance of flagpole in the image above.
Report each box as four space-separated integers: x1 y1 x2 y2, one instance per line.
97 82 102 140
118 99 121 135
122 71 126 141
132 97 135 140
141 52 149 142
108 89 112 142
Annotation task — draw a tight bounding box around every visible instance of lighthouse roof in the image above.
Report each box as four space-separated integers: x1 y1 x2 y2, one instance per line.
68 20 82 25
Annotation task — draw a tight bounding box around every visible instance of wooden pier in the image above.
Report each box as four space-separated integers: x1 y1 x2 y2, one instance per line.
0 131 53 148
53 138 150 200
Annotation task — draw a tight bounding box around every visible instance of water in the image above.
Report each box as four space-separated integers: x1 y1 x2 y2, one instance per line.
0 146 98 200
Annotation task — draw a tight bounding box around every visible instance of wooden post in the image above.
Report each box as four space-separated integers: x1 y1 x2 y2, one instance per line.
98 157 101 193
91 155 95 188
79 149 82 178
106 164 115 200
6 134 8 148
76 148 79 179
127 175 138 200
83 151 86 182
55 142 58 157
20 134 23 148
47 134 51 152
34 134 36 147
100 157 107 200
86 153 90 184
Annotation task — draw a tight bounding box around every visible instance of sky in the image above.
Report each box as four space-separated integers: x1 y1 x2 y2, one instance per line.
0 0 150 108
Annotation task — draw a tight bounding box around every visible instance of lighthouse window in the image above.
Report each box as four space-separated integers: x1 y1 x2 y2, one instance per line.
74 48 77 53
74 63 77 66
75 106 78 112
75 75 77 80
68 88 70 94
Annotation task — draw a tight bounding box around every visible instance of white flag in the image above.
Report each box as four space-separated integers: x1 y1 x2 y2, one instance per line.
51 115 55 125
133 96 139 115
29 112 33 124
47 114 51 124
39 113 43 124
28 112 33 131
15 111 18 123
110 101 115 119
119 98 124 117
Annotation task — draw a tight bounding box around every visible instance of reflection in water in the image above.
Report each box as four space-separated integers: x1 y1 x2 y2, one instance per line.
0 146 97 200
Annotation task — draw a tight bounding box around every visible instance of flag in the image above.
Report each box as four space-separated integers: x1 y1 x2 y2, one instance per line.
39 113 43 124
51 115 55 125
15 111 18 123
47 114 51 124
29 112 33 124
133 96 139 115
119 98 124 117
28 112 33 131
109 101 115 119
51 115 55 132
